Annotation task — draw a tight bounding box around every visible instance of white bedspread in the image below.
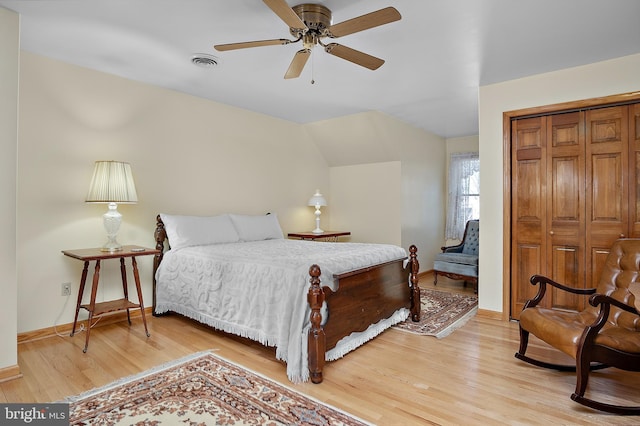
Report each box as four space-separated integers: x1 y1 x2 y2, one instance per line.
154 239 409 382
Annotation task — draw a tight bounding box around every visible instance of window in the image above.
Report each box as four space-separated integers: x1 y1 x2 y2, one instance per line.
445 152 479 240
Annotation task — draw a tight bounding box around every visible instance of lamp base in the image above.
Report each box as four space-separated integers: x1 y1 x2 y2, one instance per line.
312 209 324 234
101 202 123 252
100 240 123 252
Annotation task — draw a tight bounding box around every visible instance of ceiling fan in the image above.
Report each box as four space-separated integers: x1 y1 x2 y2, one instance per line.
214 0 401 79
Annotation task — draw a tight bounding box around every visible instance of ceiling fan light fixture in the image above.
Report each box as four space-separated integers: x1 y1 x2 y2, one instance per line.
191 53 221 69
302 33 317 50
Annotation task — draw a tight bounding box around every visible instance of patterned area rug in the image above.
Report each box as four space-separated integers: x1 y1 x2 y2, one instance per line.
66 351 370 425
393 288 478 338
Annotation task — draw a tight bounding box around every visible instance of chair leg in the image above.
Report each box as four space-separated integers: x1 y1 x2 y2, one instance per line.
434 272 438 285
515 338 639 414
570 349 639 414
570 394 640 415
573 347 591 400
517 326 529 356
514 325 578 372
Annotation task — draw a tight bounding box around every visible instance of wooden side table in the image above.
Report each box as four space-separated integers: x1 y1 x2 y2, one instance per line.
62 245 160 352
287 231 351 242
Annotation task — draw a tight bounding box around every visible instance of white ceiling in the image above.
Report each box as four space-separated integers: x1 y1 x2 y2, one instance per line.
2 0 640 138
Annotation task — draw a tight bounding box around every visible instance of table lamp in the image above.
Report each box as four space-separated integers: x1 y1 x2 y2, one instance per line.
308 189 327 234
85 161 138 251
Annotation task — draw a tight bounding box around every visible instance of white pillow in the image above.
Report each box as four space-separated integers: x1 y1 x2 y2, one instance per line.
160 213 240 250
229 213 284 241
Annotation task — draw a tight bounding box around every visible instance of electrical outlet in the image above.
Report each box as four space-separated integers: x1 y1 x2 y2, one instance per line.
61 282 71 296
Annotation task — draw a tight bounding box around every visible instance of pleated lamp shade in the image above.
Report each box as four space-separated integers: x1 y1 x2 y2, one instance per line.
86 161 138 203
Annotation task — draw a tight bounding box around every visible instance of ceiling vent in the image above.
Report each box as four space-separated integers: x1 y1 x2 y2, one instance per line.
191 54 220 69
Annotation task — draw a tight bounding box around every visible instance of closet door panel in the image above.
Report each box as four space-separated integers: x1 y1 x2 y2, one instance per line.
513 244 543 314
551 157 580 220
591 247 611 289
511 116 546 318
548 112 585 311
586 106 629 256
551 245 580 310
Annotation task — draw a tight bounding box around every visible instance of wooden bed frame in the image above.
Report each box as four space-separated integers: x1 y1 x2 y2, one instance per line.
152 215 421 383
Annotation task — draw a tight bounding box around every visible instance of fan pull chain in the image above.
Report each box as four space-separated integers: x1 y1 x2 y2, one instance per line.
311 48 315 84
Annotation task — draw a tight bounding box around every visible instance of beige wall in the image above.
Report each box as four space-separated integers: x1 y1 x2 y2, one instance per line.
478 53 640 314
308 111 446 271
446 135 479 160
397 121 446 270
330 161 402 245
305 111 409 167
0 7 19 372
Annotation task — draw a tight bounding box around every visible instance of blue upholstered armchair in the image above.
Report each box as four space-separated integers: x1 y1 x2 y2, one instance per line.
433 219 479 292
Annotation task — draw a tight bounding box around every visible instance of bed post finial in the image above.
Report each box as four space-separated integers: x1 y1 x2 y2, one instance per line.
308 264 326 384
154 215 166 252
409 245 421 322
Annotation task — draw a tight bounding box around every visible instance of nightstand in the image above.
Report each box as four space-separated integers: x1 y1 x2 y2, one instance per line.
62 245 160 352
287 231 351 242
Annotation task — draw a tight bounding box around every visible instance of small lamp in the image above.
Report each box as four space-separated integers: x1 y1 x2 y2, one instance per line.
85 161 138 251
308 189 327 234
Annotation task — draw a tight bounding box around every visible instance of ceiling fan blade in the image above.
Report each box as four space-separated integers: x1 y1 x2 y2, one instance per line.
214 39 291 51
284 49 311 79
324 43 385 70
263 0 307 31
328 7 401 38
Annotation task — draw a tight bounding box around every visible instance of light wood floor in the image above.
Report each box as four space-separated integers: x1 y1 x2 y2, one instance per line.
2 275 639 425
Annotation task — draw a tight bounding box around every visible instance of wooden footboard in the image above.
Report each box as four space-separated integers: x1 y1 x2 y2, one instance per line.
307 245 420 383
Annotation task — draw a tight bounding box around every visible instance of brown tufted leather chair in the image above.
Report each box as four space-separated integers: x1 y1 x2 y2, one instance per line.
515 239 640 414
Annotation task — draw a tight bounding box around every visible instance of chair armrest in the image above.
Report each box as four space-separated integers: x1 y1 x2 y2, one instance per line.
580 293 640 339
441 244 464 253
589 293 640 316
524 274 597 309
530 275 597 294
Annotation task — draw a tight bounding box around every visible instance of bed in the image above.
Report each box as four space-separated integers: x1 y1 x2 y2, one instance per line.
152 213 420 383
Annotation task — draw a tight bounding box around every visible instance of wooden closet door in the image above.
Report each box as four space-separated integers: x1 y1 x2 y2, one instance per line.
546 112 585 312
585 106 629 288
510 112 584 318
509 99 640 321
511 116 546 317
